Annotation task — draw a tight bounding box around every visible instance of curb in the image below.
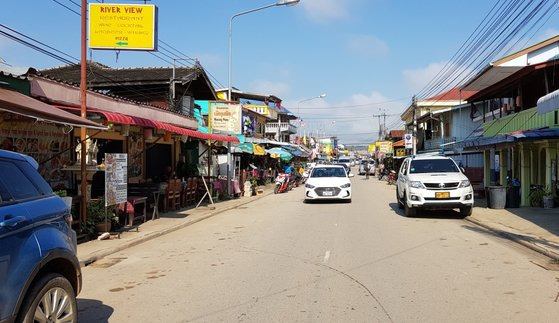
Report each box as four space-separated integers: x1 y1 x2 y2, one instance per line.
79 189 275 267
465 216 559 261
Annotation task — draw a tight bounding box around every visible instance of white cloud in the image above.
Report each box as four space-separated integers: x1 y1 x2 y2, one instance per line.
287 90 406 144
347 35 389 58
402 62 447 94
300 0 352 22
248 80 291 97
540 28 559 41
0 64 28 75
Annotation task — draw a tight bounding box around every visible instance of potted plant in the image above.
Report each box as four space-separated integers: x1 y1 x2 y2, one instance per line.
543 186 554 209
86 198 111 233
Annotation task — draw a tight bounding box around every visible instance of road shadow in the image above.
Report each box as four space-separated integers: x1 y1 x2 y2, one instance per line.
304 199 351 204
461 223 559 251
388 202 465 219
77 298 113 323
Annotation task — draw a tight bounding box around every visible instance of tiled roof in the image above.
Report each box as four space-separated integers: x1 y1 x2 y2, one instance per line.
39 61 202 85
425 87 477 101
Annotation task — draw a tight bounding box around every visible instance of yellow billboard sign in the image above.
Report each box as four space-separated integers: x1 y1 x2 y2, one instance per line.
89 3 157 51
209 102 242 135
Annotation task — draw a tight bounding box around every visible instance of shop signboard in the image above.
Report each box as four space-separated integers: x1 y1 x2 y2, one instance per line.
377 141 393 154
209 102 242 135
105 153 127 207
405 133 413 149
395 148 406 157
89 3 158 51
368 144 375 154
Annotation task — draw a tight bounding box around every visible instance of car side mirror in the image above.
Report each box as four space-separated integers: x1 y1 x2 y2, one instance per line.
349 173 355 178
460 167 466 173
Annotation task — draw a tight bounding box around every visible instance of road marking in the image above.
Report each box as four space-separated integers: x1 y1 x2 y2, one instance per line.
323 250 331 263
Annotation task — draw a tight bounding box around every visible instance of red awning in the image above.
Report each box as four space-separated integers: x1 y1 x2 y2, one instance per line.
55 106 239 143
0 88 106 129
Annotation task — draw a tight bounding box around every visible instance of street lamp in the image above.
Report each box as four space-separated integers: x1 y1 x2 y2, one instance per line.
297 93 326 136
227 0 300 101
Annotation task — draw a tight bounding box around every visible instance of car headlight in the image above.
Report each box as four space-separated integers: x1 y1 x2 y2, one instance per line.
305 184 315 189
459 180 471 188
341 183 351 188
409 181 425 189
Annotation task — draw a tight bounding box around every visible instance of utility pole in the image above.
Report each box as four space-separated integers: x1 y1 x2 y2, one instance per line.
412 95 418 155
372 110 390 140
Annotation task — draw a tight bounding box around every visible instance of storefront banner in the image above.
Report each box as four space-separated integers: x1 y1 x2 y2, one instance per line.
377 141 393 154
105 153 127 207
209 102 242 135
395 148 406 157
368 144 375 154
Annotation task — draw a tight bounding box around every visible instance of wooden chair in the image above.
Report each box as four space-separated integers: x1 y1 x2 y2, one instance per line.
185 177 193 205
164 179 175 213
172 179 181 210
189 177 198 205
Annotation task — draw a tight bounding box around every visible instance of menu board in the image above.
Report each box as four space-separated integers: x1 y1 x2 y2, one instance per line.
0 120 72 189
105 153 127 207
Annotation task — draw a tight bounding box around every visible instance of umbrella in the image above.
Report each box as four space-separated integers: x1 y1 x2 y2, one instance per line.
266 147 293 161
233 143 266 155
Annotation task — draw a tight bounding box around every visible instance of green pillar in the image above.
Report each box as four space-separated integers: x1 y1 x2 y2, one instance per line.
500 149 508 186
545 146 557 193
484 150 491 188
520 146 531 207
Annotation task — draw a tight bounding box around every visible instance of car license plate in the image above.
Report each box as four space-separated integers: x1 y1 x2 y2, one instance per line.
435 192 450 199
322 191 333 196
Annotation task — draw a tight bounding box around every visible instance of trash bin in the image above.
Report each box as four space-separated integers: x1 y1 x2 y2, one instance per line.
488 186 506 209
506 186 520 208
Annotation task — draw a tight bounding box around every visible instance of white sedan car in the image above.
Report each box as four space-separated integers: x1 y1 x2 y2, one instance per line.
304 165 353 203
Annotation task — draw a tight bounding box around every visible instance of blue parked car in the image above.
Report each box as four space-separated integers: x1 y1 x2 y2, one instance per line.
0 150 81 323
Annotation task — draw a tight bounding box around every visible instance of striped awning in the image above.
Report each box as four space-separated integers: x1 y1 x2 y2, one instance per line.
55 106 239 143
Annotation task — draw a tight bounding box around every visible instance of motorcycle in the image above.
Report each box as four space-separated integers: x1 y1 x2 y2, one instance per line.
387 170 397 185
274 173 291 194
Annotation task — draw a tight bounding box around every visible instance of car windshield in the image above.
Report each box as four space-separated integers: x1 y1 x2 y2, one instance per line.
409 159 459 173
311 167 347 178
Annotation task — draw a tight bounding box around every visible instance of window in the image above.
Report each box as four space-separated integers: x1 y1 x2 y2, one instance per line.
0 160 41 200
409 159 459 174
311 167 347 178
15 160 52 195
400 160 408 175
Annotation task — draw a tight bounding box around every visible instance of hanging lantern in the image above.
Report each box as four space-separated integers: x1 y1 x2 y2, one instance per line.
144 128 153 140
164 132 172 141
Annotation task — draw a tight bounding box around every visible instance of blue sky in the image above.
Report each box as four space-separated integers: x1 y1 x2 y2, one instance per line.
1 0 558 144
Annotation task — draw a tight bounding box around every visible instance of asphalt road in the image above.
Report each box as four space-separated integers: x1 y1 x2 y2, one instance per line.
78 169 559 322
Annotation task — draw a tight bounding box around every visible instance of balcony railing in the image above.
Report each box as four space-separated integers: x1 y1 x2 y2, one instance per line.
482 108 557 137
423 137 457 151
265 122 297 134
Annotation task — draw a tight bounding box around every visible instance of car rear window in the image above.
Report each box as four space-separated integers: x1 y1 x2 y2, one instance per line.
409 159 459 174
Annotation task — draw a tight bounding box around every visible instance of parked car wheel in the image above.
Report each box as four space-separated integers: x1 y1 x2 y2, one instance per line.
396 188 404 209
19 273 77 323
403 193 416 217
460 206 472 218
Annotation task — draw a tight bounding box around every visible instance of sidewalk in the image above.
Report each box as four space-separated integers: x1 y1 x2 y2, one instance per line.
77 185 275 267
468 203 559 260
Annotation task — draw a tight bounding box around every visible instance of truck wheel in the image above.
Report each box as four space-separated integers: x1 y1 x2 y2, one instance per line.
397 188 404 209
460 206 472 218
404 194 416 217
